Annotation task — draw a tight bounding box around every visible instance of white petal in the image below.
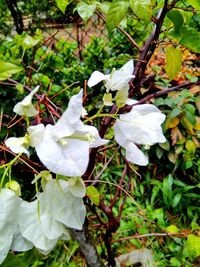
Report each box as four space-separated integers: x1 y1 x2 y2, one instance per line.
82 125 109 148
126 98 138 105
0 188 21 229
19 200 58 251
125 142 148 166
5 136 30 156
87 71 107 87
53 90 85 139
131 103 163 115
28 124 45 147
44 180 86 230
13 86 39 117
10 229 33 251
35 125 90 176
105 70 133 92
37 192 69 240
21 86 39 106
68 177 86 198
0 224 16 264
120 59 134 74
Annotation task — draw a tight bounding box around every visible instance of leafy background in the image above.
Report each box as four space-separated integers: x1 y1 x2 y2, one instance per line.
0 0 200 266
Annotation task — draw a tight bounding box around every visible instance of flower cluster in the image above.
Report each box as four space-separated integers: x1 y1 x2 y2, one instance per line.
6 89 108 176
2 60 167 263
0 177 85 263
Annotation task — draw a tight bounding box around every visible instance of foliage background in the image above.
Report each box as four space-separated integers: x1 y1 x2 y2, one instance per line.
0 0 200 266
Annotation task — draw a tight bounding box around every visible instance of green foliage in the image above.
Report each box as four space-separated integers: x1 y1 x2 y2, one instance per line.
106 0 129 32
55 0 73 14
0 61 22 81
0 0 199 266
165 46 182 80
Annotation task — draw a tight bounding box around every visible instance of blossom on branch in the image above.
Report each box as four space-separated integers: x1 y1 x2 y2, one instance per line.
13 86 39 117
114 103 166 166
87 59 135 92
28 90 108 176
0 188 32 264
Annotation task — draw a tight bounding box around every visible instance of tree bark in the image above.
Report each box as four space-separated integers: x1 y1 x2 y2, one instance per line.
6 0 24 34
70 223 105 267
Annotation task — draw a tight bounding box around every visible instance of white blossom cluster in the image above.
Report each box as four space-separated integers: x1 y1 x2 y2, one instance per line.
2 59 166 262
0 177 85 263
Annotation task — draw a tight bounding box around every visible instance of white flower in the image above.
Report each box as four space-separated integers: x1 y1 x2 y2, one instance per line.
28 90 108 176
13 85 39 117
38 178 86 230
0 188 22 263
5 135 30 156
88 59 134 92
18 200 60 252
114 104 166 166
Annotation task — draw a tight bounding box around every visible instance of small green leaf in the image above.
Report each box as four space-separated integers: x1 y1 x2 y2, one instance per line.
167 10 184 32
159 140 170 151
183 234 200 259
106 0 129 32
86 185 100 206
103 93 113 106
115 88 128 108
130 0 152 22
55 0 72 13
166 225 179 233
0 61 22 81
22 35 40 50
185 140 196 153
16 83 24 94
76 2 97 22
172 193 182 208
165 46 182 80
170 107 182 118
187 0 200 10
180 27 200 53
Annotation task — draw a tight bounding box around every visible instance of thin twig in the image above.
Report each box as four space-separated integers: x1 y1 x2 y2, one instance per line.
112 232 188 243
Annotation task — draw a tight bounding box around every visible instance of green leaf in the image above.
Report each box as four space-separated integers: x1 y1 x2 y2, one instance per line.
86 185 100 206
0 61 22 81
165 46 182 80
16 83 24 94
159 140 170 151
162 175 173 207
185 140 196 153
76 2 97 22
1 253 27 267
183 234 200 259
187 0 200 10
180 27 200 53
22 35 40 50
106 0 129 32
166 225 179 233
172 193 182 208
170 107 182 118
130 0 152 22
55 0 72 13
167 10 184 33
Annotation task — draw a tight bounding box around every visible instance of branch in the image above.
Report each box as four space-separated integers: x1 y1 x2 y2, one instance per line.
70 223 105 267
129 0 179 96
124 81 200 113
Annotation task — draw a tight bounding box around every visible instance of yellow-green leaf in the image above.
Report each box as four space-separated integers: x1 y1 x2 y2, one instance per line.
185 140 196 153
55 0 72 14
106 0 129 32
16 83 24 94
165 46 182 80
166 225 179 233
0 61 22 81
86 186 100 206
187 0 200 10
